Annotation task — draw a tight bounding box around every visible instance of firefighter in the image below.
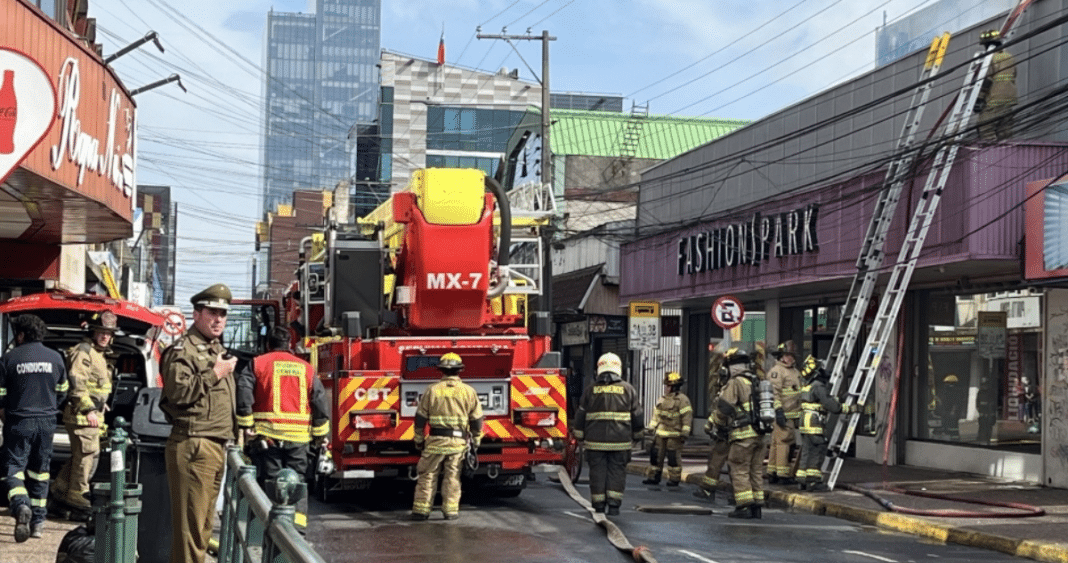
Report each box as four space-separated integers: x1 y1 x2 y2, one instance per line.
766 343 801 485
53 311 118 514
160 284 238 563
695 350 730 500
795 355 856 491
410 353 483 521
0 314 69 542
716 347 769 519
236 326 330 531
643 371 693 486
574 352 644 516
976 29 1017 141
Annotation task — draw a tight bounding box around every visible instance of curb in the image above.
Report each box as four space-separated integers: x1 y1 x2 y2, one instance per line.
623 463 1068 563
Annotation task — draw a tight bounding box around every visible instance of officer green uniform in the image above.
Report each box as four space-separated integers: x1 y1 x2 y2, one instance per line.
411 353 483 520
161 284 237 563
54 312 117 510
643 371 692 486
717 348 768 519
574 352 644 516
766 345 801 483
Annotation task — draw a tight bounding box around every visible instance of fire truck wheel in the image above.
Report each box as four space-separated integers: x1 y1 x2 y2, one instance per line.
564 438 584 483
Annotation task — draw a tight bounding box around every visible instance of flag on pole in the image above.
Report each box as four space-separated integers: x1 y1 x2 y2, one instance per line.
437 28 445 65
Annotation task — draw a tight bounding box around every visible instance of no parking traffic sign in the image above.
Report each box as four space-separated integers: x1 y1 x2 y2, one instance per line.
711 296 745 330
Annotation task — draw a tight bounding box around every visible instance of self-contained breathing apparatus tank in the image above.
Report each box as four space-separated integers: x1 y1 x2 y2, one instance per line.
758 379 776 424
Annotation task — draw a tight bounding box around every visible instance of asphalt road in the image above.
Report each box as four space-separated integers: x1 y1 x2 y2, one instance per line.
306 472 1024 563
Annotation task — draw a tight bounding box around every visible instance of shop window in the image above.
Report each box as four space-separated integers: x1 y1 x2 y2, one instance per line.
920 292 1042 452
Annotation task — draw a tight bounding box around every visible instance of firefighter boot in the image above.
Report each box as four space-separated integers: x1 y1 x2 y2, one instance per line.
642 470 662 485
606 505 620 516
13 504 31 543
592 502 606 513
410 512 429 521
30 522 43 538
751 504 762 519
727 504 754 519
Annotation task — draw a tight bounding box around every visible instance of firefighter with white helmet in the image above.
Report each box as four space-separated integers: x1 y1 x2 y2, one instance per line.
573 352 644 516
642 371 693 487
716 347 773 518
795 355 855 491
410 352 483 520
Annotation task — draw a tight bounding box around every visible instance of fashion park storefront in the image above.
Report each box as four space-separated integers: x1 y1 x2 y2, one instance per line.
0 1 137 298
621 143 1068 486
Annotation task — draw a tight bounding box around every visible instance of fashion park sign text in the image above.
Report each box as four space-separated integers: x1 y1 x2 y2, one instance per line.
677 204 819 276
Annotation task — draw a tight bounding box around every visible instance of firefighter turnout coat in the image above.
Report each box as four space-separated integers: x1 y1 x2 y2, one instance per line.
236 350 329 443
574 377 644 451
62 339 112 427
649 391 693 439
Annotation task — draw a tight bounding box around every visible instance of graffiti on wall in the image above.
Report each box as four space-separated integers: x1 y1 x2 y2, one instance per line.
1046 289 1068 485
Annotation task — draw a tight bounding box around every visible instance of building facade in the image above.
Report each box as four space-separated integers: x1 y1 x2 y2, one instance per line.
261 0 381 215
621 6 1068 485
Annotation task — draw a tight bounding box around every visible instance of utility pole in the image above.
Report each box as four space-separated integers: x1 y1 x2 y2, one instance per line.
477 29 557 333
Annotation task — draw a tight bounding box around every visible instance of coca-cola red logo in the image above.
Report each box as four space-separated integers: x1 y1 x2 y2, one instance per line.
0 107 15 119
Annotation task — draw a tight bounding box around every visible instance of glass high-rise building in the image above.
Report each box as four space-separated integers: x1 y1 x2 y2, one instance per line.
261 0 381 215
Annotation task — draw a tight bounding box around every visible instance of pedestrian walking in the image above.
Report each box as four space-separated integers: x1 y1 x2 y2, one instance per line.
573 352 644 516
160 284 238 563
0 314 69 542
766 343 801 484
716 348 770 519
236 326 329 531
410 353 483 521
53 311 118 514
643 371 693 487
796 355 855 491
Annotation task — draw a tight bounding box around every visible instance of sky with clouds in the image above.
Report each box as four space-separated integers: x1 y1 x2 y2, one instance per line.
88 0 949 303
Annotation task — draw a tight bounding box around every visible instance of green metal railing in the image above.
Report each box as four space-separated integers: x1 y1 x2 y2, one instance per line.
93 418 140 563
217 447 326 563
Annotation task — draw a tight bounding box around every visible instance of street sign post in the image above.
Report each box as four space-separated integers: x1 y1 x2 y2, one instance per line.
628 301 660 350
711 295 745 330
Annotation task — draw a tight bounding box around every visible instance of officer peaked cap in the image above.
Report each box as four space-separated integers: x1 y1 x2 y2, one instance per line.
191 283 232 310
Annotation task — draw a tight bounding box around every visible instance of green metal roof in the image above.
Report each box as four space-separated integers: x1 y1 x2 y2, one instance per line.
546 109 749 159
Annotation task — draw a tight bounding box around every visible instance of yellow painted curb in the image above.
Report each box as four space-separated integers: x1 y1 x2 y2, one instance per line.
1016 540 1068 563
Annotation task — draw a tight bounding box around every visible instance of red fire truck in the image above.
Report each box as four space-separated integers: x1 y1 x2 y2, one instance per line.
296 168 567 498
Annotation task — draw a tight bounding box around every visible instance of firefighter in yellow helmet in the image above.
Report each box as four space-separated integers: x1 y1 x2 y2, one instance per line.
716 347 774 518
795 356 856 491
642 371 693 487
976 29 1017 141
53 311 118 515
573 352 644 516
410 353 484 520
694 351 731 501
766 343 801 485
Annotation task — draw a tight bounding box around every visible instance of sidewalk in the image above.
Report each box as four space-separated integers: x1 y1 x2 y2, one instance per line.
0 516 78 563
628 441 1068 563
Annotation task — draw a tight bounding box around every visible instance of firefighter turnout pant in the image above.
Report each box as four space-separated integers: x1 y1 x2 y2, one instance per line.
646 436 684 483
248 440 310 529
797 432 828 485
166 435 227 563
767 420 797 480
1 415 55 526
586 449 630 510
53 423 103 507
412 451 464 518
698 437 730 493
727 436 765 508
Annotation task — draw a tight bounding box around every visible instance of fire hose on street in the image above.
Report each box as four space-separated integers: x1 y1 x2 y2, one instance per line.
556 468 659 563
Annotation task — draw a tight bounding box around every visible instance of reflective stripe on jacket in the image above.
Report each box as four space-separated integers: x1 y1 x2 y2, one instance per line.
799 379 841 435
236 350 330 443
649 391 693 438
768 361 802 418
719 372 759 442
414 375 483 455
63 340 112 426
574 378 643 450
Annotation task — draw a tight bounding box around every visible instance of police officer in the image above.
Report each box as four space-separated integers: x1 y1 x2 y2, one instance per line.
0 314 69 542
160 284 238 563
716 348 769 519
796 355 855 491
236 326 329 530
573 352 644 516
410 353 483 521
766 343 801 485
53 311 118 513
643 371 692 487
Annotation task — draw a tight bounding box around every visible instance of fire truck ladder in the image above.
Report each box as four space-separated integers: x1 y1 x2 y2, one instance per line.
503 181 557 294
822 0 1036 491
823 33 951 397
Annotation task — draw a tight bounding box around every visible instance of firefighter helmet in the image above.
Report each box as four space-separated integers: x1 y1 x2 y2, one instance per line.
772 342 795 359
664 371 684 386
980 29 1002 46
799 355 826 381
88 311 119 334
596 352 622 376
438 352 464 371
943 374 959 384
723 347 750 367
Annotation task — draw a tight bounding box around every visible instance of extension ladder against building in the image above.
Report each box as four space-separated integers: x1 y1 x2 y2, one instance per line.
821 0 1038 491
